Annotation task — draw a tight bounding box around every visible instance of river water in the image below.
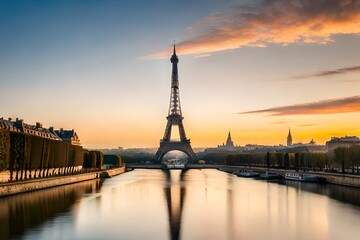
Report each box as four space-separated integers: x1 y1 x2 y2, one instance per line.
1 169 360 240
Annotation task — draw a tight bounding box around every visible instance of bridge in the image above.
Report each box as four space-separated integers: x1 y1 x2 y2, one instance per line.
126 164 269 173
126 163 223 170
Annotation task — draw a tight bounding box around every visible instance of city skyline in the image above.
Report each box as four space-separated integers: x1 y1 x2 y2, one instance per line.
1 0 359 148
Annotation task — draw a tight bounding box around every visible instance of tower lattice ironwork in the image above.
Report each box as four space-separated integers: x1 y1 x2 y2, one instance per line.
154 44 197 163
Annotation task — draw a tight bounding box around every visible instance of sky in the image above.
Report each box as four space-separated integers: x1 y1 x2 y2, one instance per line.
0 0 359 149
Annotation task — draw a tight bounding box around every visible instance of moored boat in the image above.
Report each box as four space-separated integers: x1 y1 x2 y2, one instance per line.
285 173 326 182
236 170 260 178
165 164 186 169
259 171 282 180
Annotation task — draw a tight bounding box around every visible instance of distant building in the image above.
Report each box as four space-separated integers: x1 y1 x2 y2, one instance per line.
292 139 317 147
326 136 360 153
0 117 61 140
243 135 325 153
244 144 286 152
287 129 292 146
54 128 81 146
217 131 236 151
203 131 241 153
225 131 234 148
289 139 325 152
0 117 81 145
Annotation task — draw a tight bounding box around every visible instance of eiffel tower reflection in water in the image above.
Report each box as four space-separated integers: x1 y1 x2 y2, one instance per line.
163 170 186 240
162 169 235 240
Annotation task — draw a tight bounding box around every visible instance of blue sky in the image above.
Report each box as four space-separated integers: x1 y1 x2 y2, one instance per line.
1 0 359 148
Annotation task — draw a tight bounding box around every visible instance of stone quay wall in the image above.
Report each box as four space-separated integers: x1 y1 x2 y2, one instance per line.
0 166 126 197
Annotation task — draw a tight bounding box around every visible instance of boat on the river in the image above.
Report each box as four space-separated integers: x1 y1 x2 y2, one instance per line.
285 173 326 182
165 164 186 169
236 170 260 178
259 171 282 180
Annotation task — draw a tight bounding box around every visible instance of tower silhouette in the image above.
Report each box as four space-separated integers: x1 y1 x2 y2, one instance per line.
154 44 197 163
287 129 292 146
225 131 234 148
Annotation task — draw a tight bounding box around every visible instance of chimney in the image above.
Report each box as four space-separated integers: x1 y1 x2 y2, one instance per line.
49 127 54 132
8 117 12 121
16 118 24 132
36 122 42 128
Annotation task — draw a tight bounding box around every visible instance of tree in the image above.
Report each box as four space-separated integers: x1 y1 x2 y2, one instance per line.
284 153 290 169
300 153 305 169
275 153 283 168
349 145 360 174
226 154 234 165
83 150 91 169
294 153 299 171
266 152 270 168
96 151 104 169
90 151 97 169
0 130 10 172
334 147 347 174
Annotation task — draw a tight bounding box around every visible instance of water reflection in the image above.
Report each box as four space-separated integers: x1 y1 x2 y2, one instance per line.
163 170 186 240
278 179 360 207
0 180 102 240
1 169 360 240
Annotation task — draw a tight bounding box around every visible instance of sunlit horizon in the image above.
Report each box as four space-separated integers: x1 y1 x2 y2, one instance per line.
1 0 359 149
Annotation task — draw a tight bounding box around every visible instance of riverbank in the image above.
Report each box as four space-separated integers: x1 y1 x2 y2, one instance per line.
0 166 125 197
115 163 360 188
217 165 360 187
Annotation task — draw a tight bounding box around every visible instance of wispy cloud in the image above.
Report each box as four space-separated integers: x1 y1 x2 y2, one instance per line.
194 53 211 58
145 0 360 58
283 65 360 81
239 96 360 116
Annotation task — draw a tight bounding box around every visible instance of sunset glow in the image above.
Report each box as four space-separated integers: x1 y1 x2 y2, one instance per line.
0 0 359 149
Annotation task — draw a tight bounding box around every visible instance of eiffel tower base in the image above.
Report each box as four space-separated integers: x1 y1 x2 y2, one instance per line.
154 140 198 163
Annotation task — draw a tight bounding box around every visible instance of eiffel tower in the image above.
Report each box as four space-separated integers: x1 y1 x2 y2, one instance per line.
154 44 197 163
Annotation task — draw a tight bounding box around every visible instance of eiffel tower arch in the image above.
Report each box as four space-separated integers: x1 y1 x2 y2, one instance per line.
154 44 197 163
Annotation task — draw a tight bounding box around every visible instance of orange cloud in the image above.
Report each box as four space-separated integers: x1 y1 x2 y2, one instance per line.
239 95 360 116
147 0 360 58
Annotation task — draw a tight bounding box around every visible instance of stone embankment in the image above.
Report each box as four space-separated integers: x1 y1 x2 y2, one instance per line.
99 167 126 178
309 172 360 187
0 166 125 197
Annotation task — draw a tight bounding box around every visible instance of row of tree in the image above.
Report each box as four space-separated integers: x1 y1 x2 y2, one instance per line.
0 129 128 182
333 146 360 173
226 152 329 168
104 154 123 168
225 146 360 173
82 152 125 170
0 129 10 171
83 150 104 170
0 130 84 181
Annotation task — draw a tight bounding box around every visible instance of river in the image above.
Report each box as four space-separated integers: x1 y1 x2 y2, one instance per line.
1 169 360 240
